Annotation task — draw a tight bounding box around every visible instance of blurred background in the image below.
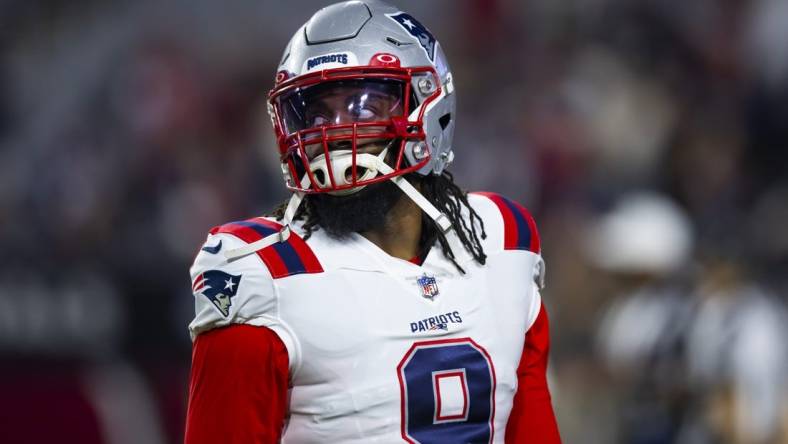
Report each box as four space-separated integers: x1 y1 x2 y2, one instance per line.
1 0 787 442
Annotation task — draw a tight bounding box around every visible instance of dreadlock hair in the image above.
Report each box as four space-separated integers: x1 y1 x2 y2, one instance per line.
270 170 487 274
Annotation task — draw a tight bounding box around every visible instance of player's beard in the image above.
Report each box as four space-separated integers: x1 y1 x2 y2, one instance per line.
307 179 405 239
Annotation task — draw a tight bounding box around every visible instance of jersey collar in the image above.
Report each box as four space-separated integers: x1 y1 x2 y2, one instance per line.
300 223 476 276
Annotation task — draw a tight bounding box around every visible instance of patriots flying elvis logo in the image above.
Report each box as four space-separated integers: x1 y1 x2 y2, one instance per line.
386 12 436 61
192 270 241 317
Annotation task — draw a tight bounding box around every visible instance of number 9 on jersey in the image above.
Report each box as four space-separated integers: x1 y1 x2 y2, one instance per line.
397 338 497 444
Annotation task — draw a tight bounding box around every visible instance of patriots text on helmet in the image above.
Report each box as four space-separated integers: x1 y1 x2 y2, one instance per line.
306 53 349 71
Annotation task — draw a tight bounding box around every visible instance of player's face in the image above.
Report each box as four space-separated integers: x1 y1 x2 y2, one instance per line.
277 79 405 159
304 86 402 128
303 86 401 157
278 79 410 234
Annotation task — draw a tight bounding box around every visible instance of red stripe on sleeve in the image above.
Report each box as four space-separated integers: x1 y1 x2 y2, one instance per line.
474 192 519 250
505 303 561 443
184 325 290 444
213 224 290 278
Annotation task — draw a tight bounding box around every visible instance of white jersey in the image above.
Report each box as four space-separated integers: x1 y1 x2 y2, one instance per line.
189 192 545 443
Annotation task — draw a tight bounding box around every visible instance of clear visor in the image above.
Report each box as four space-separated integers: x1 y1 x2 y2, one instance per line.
275 79 406 134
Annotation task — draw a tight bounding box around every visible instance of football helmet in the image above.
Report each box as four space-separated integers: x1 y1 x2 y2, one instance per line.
227 0 456 260
267 0 456 195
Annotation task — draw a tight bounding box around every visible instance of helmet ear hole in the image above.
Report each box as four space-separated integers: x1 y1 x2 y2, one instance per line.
408 90 420 114
439 113 452 131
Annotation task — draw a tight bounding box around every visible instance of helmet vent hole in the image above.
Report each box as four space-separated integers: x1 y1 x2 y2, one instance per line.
348 166 368 181
439 113 452 131
314 169 326 185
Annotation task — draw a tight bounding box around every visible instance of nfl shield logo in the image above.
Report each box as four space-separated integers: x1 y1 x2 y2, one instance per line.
417 274 439 300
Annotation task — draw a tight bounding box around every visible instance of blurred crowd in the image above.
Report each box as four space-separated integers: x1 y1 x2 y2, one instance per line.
1 0 786 443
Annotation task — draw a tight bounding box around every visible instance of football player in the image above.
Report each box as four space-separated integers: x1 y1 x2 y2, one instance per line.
184 1 561 443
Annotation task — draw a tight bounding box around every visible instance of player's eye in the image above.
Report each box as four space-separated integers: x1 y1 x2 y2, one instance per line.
355 107 376 120
347 94 384 121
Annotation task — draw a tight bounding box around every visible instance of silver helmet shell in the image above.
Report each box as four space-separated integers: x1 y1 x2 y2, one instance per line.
268 0 456 194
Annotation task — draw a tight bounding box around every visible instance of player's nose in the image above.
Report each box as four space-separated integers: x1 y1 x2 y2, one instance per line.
327 140 353 151
305 139 348 159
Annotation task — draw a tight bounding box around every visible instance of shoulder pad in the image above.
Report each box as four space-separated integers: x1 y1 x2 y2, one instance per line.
470 192 540 253
210 217 323 279
189 229 301 367
189 232 276 338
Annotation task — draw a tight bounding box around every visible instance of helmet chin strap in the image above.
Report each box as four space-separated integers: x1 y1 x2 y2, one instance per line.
370 155 452 233
225 152 451 261
224 181 305 261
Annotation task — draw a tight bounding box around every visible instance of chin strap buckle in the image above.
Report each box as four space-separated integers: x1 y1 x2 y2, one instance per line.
434 213 451 234
278 224 291 243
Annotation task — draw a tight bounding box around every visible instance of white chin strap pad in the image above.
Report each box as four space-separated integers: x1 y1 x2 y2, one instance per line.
225 153 452 261
310 149 388 196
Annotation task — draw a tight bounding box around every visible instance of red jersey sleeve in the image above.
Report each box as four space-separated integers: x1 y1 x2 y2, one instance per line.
505 302 562 443
184 324 290 444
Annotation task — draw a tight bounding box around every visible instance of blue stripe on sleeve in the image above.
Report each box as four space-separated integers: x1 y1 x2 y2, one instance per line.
233 221 307 274
499 197 532 251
